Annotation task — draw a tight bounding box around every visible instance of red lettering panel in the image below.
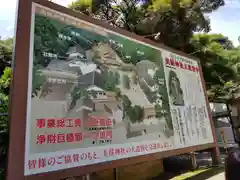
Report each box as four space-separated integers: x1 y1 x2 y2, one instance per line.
66 133 74 142
56 119 65 128
65 119 73 127
73 154 79 162
179 62 184 68
99 118 106 126
36 135 46 144
165 58 170 65
48 157 56 166
28 160 37 170
75 119 81 127
57 134 65 143
170 59 175 66
38 158 46 168
75 133 83 142
47 119 55 128
106 119 112 127
36 119 46 128
192 66 196 72
47 134 56 144
64 155 72 164
175 61 180 67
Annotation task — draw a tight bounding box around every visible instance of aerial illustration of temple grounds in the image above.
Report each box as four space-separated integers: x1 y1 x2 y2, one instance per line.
29 13 175 153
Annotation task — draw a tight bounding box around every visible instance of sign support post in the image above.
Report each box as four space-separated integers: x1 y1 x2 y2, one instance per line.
210 147 221 165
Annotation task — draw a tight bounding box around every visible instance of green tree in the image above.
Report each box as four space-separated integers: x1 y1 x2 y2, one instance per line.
155 104 163 117
32 65 46 97
132 73 137 84
126 105 144 123
0 38 12 76
0 67 11 178
0 38 13 178
153 68 163 83
104 70 116 91
114 72 120 85
122 95 132 109
34 15 59 66
71 86 89 100
108 71 114 78
68 0 224 50
0 68 11 95
114 87 122 98
68 0 235 102
123 74 130 89
0 38 13 47
0 68 10 132
70 86 89 109
121 94 144 123
67 0 240 103
187 33 239 102
133 105 144 122
68 0 93 15
34 15 73 66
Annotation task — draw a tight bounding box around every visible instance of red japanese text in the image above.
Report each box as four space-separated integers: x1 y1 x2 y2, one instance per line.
27 152 99 170
165 57 199 73
36 133 83 144
36 118 82 129
84 116 113 128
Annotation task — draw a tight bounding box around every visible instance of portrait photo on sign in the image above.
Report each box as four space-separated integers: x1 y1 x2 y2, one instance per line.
168 70 184 106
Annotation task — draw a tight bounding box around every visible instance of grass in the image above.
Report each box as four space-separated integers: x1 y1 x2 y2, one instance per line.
169 167 224 180
170 168 210 180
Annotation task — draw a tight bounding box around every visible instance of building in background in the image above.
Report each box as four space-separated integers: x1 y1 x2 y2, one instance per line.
210 102 238 148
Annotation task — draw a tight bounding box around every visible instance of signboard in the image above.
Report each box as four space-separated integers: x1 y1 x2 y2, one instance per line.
7 0 217 179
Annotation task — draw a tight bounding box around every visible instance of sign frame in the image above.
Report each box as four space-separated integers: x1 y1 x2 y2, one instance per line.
7 0 219 179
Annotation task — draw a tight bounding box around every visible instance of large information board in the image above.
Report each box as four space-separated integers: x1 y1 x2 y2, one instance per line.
7 0 217 179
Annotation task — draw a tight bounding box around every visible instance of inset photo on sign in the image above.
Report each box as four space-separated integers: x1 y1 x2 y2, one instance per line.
168 70 184 106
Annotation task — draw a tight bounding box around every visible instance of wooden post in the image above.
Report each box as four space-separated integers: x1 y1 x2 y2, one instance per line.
190 152 197 169
210 147 221 165
114 168 119 180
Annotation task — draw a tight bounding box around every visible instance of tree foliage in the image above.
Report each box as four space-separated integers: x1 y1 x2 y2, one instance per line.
68 0 224 50
104 70 116 91
0 38 13 177
186 33 240 101
127 105 144 123
122 95 144 123
0 69 10 133
68 0 240 102
0 38 12 76
122 74 130 89
0 68 11 177
0 68 11 95
32 65 46 97
34 15 73 66
0 40 12 139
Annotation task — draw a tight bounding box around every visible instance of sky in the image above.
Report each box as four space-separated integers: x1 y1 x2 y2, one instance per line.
0 0 239 46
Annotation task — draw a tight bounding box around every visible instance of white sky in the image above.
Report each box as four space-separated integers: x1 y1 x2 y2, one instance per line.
0 0 239 46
